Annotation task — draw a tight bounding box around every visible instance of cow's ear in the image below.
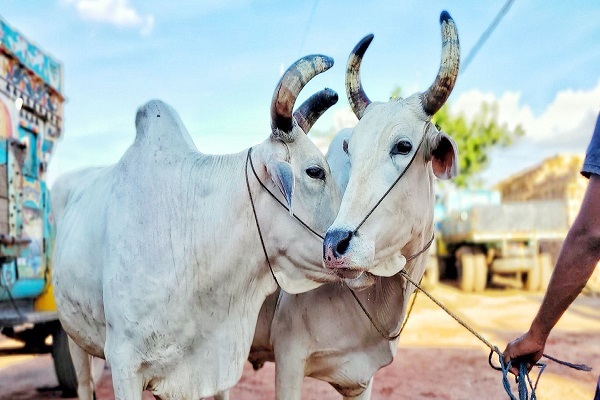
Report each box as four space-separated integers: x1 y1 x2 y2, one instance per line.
429 130 458 180
266 158 295 215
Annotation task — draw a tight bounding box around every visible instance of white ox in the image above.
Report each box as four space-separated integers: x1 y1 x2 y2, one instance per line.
221 11 461 400
50 55 351 400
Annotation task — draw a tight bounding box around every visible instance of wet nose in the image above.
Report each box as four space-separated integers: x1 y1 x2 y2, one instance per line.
323 229 353 262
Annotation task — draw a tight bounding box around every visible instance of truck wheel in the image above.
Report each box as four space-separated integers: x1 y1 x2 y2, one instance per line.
525 258 542 292
473 253 487 292
51 325 78 396
538 253 553 291
459 253 475 292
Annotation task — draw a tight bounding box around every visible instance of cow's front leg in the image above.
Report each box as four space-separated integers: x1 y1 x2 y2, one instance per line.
343 377 373 400
274 350 306 400
109 363 144 400
105 338 143 400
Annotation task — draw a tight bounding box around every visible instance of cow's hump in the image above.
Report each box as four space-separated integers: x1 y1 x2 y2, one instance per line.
134 99 197 151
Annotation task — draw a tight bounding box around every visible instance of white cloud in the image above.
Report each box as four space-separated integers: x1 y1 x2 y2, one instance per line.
452 80 600 152
63 0 154 35
451 80 600 186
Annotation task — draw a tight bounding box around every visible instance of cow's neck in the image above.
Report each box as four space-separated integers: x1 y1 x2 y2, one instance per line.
243 144 330 290
187 147 282 293
157 147 285 395
354 226 433 341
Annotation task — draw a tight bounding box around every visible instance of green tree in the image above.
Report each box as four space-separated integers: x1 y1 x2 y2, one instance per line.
433 102 524 188
391 87 525 188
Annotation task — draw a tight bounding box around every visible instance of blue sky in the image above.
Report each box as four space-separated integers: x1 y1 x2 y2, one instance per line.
2 0 599 187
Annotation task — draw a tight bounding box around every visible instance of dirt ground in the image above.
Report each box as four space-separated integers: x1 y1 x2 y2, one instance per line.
1 282 599 399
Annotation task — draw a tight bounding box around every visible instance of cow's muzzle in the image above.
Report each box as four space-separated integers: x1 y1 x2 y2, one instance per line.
323 229 353 267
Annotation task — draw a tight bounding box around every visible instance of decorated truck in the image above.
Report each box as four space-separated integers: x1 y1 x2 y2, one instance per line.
429 189 569 292
0 17 80 394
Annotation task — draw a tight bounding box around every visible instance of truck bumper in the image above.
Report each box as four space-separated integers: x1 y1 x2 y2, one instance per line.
0 298 58 327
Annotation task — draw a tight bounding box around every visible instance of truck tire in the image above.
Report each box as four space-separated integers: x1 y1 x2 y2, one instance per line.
459 253 475 292
51 325 78 396
525 258 542 292
538 253 553 291
473 253 487 292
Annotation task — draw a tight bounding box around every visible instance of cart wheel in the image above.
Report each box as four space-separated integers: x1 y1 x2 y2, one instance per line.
473 253 488 292
525 258 542 292
459 253 475 292
51 325 78 396
538 253 553 291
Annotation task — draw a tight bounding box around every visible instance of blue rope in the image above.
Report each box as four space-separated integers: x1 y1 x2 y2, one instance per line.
495 346 542 400
403 272 591 398
490 345 592 400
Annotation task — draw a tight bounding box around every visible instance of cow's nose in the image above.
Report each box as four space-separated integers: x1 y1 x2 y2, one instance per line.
323 229 353 261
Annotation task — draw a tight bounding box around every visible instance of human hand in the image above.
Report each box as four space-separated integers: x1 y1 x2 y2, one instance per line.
503 331 546 375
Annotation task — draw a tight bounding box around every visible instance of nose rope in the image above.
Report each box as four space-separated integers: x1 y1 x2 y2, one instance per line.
246 148 281 287
246 148 325 240
351 123 428 236
247 145 436 343
345 233 434 341
330 122 431 342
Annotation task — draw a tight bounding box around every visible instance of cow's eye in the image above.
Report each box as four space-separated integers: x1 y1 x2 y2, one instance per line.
391 139 413 156
306 166 326 180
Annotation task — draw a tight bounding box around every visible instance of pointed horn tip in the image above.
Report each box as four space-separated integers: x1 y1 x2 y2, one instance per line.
323 88 339 103
288 54 334 76
440 10 453 24
348 35 374 63
354 34 374 53
312 54 335 71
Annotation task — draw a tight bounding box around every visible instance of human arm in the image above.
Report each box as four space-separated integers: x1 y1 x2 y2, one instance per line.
503 175 600 373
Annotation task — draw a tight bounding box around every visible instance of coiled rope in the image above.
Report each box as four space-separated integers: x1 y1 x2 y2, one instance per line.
400 270 591 399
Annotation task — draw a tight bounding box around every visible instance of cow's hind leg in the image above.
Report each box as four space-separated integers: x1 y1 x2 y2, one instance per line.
343 378 373 400
68 338 94 400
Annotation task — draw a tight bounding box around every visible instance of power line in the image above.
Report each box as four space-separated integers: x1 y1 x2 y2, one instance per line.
298 0 319 57
461 0 517 74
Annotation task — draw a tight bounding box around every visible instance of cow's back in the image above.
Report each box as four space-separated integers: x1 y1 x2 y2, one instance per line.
51 166 110 225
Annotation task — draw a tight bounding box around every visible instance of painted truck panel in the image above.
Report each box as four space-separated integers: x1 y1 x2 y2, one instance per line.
0 16 62 308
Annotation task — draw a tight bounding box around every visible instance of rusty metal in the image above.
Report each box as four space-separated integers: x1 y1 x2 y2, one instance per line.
0 234 31 246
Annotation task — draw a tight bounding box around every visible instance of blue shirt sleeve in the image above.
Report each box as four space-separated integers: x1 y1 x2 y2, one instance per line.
582 112 600 178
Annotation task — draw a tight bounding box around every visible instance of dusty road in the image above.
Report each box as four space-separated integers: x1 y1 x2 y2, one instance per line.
1 282 599 399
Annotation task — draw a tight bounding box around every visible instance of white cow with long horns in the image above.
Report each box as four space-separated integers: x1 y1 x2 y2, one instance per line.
222 10 461 400
51 55 357 400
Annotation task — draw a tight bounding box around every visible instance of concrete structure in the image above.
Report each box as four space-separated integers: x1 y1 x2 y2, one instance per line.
496 154 600 293
496 154 586 225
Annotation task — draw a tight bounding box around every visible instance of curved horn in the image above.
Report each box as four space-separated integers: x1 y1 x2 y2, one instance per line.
271 55 334 137
346 34 374 120
293 88 339 134
420 11 460 116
